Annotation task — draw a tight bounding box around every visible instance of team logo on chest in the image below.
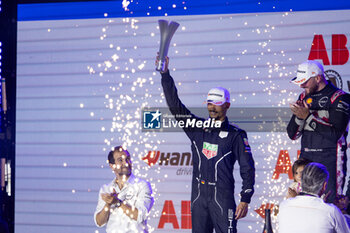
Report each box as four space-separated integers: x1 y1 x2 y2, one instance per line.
219 131 228 138
202 142 218 159
306 98 313 105
318 96 328 107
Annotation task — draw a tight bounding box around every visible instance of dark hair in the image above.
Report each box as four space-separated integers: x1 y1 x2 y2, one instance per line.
301 162 329 195
108 146 130 164
292 158 311 179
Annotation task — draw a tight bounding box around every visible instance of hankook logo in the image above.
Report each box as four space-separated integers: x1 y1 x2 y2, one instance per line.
142 151 193 176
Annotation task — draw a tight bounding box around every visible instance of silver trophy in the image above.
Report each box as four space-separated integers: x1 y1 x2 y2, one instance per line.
156 20 180 72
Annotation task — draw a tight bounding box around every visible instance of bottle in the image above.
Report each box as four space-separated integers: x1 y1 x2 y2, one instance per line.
262 209 273 233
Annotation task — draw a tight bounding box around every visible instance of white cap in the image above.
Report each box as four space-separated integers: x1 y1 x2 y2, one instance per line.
206 87 230 105
291 60 324 85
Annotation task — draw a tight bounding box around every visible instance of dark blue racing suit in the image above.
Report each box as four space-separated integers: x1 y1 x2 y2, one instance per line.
287 83 350 202
161 71 255 233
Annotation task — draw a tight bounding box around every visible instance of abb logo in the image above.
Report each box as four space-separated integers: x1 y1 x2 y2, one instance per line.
158 200 192 229
159 200 276 225
255 203 276 219
272 150 300 180
308 34 349 65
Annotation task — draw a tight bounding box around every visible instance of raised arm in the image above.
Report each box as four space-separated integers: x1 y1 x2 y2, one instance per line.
157 56 193 118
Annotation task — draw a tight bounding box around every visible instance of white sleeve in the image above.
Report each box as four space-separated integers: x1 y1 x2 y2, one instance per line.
333 206 350 233
134 181 154 223
94 185 109 227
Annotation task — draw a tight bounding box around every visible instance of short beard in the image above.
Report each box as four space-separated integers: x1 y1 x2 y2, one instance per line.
118 167 132 177
306 85 318 95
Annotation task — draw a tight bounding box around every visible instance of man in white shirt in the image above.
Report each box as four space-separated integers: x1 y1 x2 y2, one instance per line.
94 146 154 233
278 162 350 233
